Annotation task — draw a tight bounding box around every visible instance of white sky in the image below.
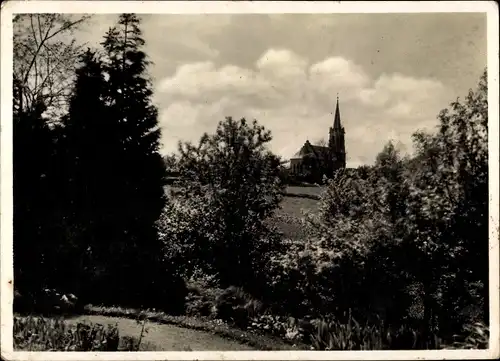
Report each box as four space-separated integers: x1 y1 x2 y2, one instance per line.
74 13 486 167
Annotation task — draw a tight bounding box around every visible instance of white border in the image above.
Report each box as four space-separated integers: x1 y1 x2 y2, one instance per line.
1 1 499 360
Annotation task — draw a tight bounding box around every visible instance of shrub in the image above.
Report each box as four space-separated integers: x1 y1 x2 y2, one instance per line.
213 286 264 329
159 117 286 292
184 281 223 318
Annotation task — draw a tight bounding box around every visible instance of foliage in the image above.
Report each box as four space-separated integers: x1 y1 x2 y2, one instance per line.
159 117 286 292
13 316 154 351
248 314 305 343
12 12 489 350
185 276 224 317
405 69 489 336
259 69 489 348
14 14 185 314
309 316 444 350
184 281 264 329
452 322 489 349
92 14 183 310
58 14 183 311
13 14 90 118
12 14 94 302
212 286 264 329
164 154 180 174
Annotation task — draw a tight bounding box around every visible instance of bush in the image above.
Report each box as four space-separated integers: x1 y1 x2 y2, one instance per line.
159 117 286 292
184 278 223 318
212 286 264 328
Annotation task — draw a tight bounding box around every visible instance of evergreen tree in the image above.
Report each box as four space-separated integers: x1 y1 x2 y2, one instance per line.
60 49 113 300
97 14 175 308
101 14 166 231
56 15 184 311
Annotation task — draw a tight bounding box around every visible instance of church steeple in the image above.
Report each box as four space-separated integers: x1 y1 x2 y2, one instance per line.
328 94 346 172
333 94 342 130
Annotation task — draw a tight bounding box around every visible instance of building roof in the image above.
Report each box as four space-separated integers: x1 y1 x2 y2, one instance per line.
291 141 329 159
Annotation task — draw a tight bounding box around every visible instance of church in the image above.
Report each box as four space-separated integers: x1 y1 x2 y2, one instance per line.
289 96 346 181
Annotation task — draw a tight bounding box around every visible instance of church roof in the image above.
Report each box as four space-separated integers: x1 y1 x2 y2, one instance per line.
291 141 329 159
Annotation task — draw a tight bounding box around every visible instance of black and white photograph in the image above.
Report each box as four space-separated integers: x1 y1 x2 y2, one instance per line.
1 1 499 359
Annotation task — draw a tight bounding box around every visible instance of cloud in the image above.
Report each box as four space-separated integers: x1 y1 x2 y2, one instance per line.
256 49 308 78
310 57 370 89
156 48 452 167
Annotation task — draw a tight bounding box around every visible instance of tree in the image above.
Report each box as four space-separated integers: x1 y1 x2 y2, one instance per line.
13 14 90 119
405 68 489 337
93 14 176 309
58 49 113 298
13 15 89 297
101 13 167 244
161 117 285 292
13 98 56 295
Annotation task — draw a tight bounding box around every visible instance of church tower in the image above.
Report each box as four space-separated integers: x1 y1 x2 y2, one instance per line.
328 95 346 171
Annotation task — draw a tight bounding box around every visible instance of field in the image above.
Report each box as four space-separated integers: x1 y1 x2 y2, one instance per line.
278 194 321 217
285 186 324 198
165 184 323 241
273 187 323 241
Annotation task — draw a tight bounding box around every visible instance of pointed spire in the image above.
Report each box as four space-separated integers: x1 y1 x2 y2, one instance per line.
333 94 341 129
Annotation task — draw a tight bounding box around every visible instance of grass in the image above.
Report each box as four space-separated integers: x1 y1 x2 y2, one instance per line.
272 192 321 240
278 196 320 218
286 186 324 198
82 304 304 350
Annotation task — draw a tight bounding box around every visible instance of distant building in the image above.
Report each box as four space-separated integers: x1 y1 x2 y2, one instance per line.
289 96 346 180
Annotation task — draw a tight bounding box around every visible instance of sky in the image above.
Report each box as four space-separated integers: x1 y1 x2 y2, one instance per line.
74 13 487 167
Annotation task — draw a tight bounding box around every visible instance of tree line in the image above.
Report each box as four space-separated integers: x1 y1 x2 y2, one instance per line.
14 14 185 312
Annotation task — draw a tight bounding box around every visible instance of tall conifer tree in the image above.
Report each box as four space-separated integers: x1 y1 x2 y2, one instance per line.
98 14 170 306
61 49 114 299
